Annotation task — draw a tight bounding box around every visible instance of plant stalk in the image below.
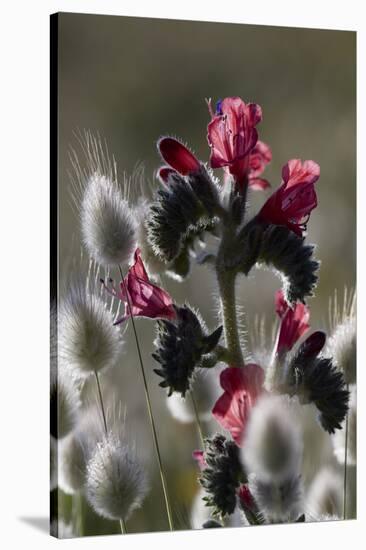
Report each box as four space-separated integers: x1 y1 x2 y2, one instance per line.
94 371 108 434
118 266 174 531
343 383 349 520
94 371 127 534
119 519 126 534
216 268 244 368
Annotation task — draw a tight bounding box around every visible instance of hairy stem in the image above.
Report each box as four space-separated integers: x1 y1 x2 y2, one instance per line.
216 269 244 368
119 266 174 531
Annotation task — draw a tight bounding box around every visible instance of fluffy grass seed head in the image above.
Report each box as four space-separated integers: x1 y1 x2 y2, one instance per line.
58 430 87 494
326 289 356 384
166 367 221 423
50 362 81 439
306 467 343 518
70 131 137 268
249 473 303 523
59 280 123 378
81 173 136 267
86 432 149 521
332 384 356 465
58 404 126 495
242 394 303 483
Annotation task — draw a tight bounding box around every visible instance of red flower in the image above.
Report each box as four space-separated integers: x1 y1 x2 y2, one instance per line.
212 365 265 446
157 166 176 184
275 290 310 355
158 137 200 178
101 248 176 325
238 484 255 510
207 97 267 188
247 140 272 190
258 158 320 236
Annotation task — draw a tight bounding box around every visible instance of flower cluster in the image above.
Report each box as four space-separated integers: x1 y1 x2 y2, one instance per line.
55 95 355 537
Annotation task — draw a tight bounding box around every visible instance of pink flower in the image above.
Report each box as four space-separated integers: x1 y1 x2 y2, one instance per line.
275 289 310 355
238 484 255 510
101 248 176 325
258 159 320 236
192 450 206 470
207 97 268 189
158 137 200 178
212 365 265 446
247 140 272 190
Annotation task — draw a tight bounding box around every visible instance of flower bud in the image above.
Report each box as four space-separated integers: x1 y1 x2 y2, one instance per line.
199 434 245 518
257 223 319 305
158 137 200 175
287 351 349 434
153 305 223 396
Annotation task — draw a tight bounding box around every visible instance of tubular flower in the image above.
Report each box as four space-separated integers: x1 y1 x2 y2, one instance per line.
207 97 269 189
101 248 176 325
212 365 265 446
275 290 310 356
157 137 200 180
258 159 320 236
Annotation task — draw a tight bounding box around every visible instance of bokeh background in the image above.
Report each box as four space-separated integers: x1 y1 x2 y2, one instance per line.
56 13 356 535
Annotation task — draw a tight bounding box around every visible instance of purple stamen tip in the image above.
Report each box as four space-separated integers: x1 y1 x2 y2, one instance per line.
215 99 223 116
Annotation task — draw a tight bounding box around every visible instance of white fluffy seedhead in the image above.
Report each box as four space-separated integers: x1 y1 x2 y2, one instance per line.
332 384 356 466
326 288 356 384
59 280 123 378
81 173 136 267
242 394 303 483
58 404 126 495
86 432 149 521
70 131 137 268
166 367 221 424
306 467 343 519
58 431 87 495
50 363 81 439
249 473 303 523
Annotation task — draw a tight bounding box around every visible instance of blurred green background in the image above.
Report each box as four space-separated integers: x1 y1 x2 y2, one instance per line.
56 13 356 535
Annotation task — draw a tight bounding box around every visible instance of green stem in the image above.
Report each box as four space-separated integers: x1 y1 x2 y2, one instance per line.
343 384 349 519
216 269 244 368
119 266 174 531
94 371 127 535
119 519 127 534
190 391 205 449
94 371 108 434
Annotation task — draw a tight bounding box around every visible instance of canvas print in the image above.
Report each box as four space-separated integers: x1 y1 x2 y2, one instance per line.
50 13 356 538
